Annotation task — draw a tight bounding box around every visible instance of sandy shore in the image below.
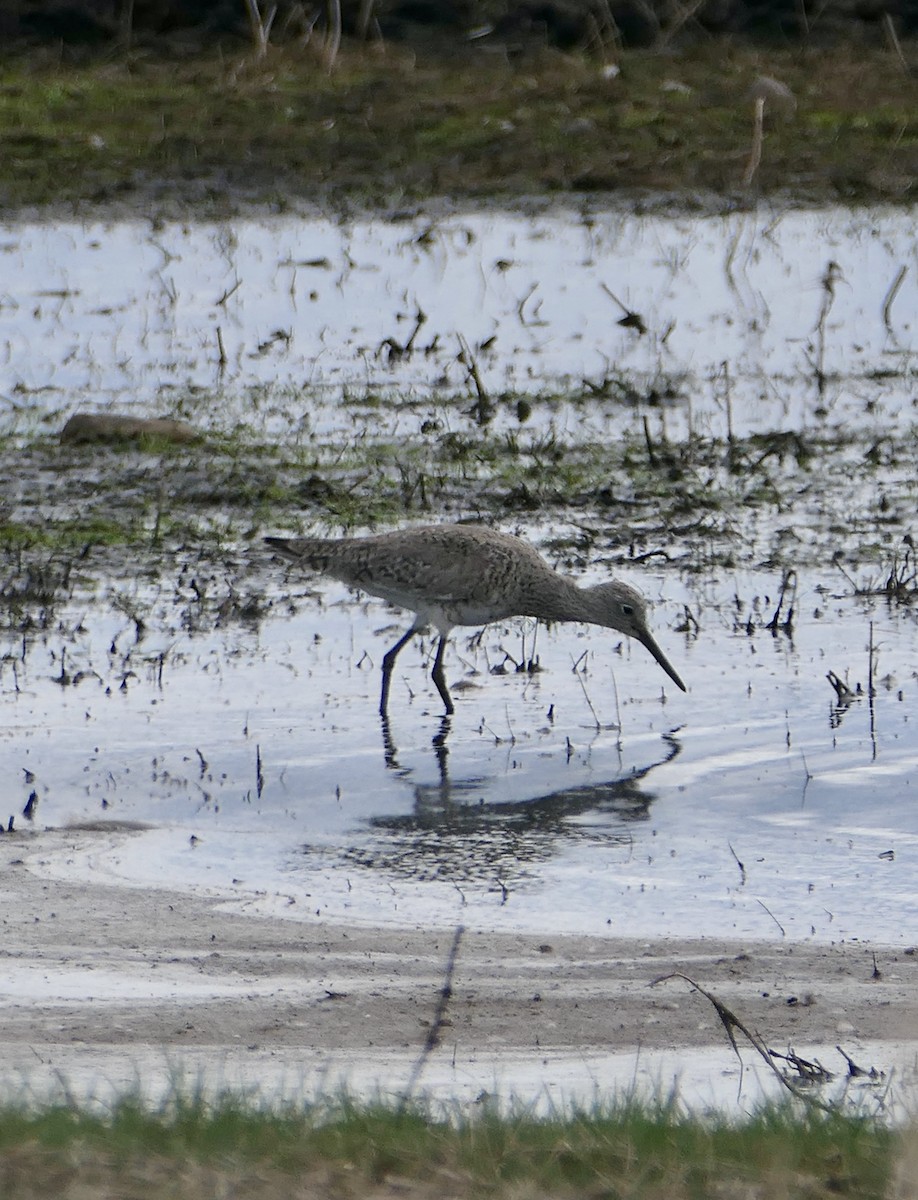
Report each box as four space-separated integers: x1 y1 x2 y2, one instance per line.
2 828 916 1110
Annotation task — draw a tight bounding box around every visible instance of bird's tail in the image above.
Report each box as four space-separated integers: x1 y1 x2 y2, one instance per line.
264 536 334 570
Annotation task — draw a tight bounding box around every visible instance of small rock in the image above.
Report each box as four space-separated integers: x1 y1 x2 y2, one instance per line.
61 413 199 445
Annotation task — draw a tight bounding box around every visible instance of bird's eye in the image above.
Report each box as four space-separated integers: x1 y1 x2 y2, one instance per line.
622 604 634 617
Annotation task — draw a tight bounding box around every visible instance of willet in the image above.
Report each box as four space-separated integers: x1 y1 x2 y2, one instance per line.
265 524 686 715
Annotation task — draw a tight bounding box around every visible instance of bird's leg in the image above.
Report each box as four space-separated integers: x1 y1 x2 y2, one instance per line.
430 635 454 714
380 713 399 768
380 627 418 716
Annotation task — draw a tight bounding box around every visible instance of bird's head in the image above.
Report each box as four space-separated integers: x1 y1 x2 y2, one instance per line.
588 580 687 693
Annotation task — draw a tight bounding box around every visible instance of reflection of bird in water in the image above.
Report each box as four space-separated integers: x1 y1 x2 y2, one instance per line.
347 729 683 888
265 524 686 715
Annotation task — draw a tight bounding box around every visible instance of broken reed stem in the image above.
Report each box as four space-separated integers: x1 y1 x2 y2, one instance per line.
766 569 796 635
883 12 909 71
356 0 376 39
244 0 276 56
868 619 878 761
401 925 464 1106
741 96 765 188
653 972 835 1111
722 360 734 447
585 11 606 56
594 0 624 51
323 0 342 69
572 657 602 729
728 842 747 885
756 897 785 935
814 260 839 393
642 413 657 467
216 325 227 368
656 0 709 48
457 333 493 425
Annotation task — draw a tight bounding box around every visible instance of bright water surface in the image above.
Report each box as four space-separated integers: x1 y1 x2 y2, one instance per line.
2 203 917 948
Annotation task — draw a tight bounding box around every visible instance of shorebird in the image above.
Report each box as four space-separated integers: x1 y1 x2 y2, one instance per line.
265 524 686 715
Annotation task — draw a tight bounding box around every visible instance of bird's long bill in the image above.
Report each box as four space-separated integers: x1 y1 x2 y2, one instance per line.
638 630 687 692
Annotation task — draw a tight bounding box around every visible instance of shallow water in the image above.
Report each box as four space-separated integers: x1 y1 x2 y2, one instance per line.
1 203 917 951
2 205 915 439
5 557 916 948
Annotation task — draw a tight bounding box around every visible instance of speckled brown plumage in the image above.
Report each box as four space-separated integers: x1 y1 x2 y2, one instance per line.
266 524 685 715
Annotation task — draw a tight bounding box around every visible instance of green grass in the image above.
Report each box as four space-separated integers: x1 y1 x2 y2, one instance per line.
0 515 134 550
0 38 915 209
5 399 917 572
0 1090 901 1199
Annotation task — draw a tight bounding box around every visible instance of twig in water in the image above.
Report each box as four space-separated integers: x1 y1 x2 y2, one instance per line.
813 260 843 395
217 279 242 307
826 670 856 705
868 621 879 761
457 333 493 425
574 664 602 730
800 750 812 806
611 668 622 733
516 282 544 326
756 898 785 936
768 1047 834 1085
833 557 859 593
478 719 504 744
836 1044 880 1079
216 326 227 369
882 266 907 330
728 842 747 885
765 570 796 636
642 414 657 468
405 306 427 353
401 925 465 1106
502 704 517 747
721 360 735 448
600 283 647 335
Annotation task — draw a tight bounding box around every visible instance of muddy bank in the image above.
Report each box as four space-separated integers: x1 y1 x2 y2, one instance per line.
1 827 916 1108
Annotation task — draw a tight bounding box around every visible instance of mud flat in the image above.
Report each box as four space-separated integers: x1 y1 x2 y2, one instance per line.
2 828 916 1114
